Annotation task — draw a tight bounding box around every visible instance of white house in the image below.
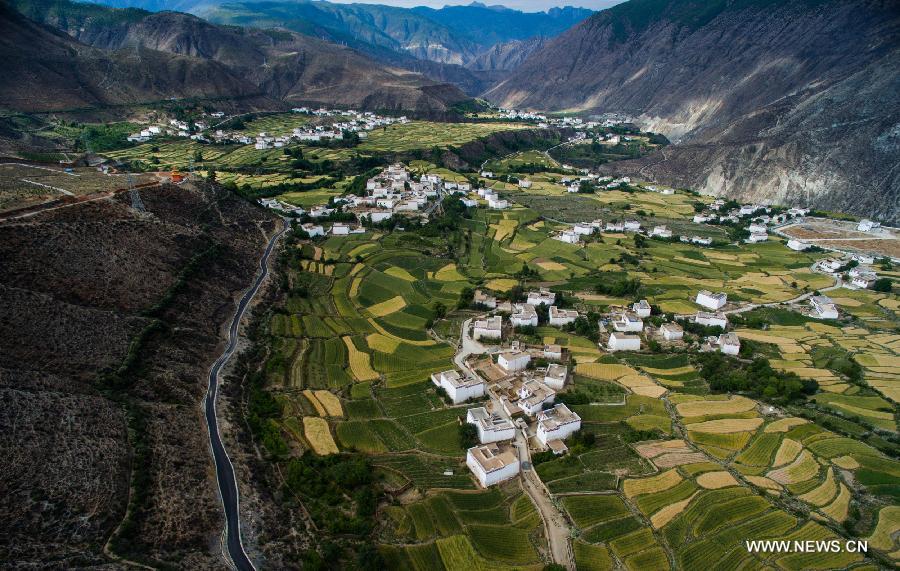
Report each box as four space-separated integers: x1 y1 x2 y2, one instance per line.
787 239 811 251
810 295 839 320
606 222 625 232
851 253 875 265
498 351 531 372
480 171 494 178
527 289 556 306
608 332 641 351
543 364 568 390
518 179 532 188
467 443 519 487
473 316 503 341
651 225 673 238
851 274 877 289
511 304 538 327
331 223 351 235
623 220 642 232
544 344 563 360
466 407 516 444
659 322 683 341
461 198 478 207
612 312 644 333
746 232 768 244
473 289 497 309
632 300 652 318
556 230 581 244
488 197 508 209
549 306 578 326
748 223 768 234
536 404 582 446
301 223 325 237
693 214 711 223
696 290 727 310
691 236 713 246
513 379 555 416
431 370 485 404
573 223 595 236
718 333 741 355
695 311 728 328
857 219 879 232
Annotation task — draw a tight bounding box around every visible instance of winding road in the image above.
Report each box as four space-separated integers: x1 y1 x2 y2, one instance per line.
204 219 286 571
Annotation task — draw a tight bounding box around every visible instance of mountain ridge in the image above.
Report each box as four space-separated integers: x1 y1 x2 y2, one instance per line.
485 0 900 220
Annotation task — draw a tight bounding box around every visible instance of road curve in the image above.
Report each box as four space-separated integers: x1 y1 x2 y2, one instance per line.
204 220 286 571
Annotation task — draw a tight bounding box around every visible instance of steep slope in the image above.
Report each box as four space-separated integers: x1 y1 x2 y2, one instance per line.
466 37 547 72
0 182 276 567
12 0 470 113
486 0 900 220
0 2 259 113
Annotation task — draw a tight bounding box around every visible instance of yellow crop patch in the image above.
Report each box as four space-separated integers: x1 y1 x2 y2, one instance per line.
651 492 698 529
773 438 803 467
303 417 339 455
485 278 518 292
536 260 568 271
764 417 808 433
434 263 465 281
696 471 739 489
687 418 763 434
313 390 344 417
367 318 436 346
342 336 380 381
676 396 756 418
365 333 400 353
575 363 638 380
624 469 682 498
303 389 327 416
367 295 407 317
491 219 518 241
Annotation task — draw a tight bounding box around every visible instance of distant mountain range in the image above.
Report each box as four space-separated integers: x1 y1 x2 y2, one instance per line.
88 0 593 69
6 0 471 114
486 0 900 220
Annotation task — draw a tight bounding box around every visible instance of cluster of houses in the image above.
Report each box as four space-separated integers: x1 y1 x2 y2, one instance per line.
432 338 582 487
259 163 448 234
815 253 881 290
691 201 810 246
472 288 578 339
473 187 509 210
127 107 407 149
551 218 693 245
127 118 208 143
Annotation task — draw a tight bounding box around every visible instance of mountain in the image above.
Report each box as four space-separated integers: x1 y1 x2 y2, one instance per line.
486 0 900 221
88 0 593 69
0 2 259 112
9 0 470 114
465 37 547 72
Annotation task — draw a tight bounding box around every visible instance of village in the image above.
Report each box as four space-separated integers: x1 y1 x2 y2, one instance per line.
126 107 409 147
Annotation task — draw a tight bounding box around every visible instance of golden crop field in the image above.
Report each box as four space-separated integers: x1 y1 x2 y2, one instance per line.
343 336 380 381
303 417 339 455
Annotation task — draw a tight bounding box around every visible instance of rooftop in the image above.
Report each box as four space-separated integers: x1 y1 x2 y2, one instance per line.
545 363 567 381
537 403 580 432
468 407 514 433
474 315 502 330
468 443 518 473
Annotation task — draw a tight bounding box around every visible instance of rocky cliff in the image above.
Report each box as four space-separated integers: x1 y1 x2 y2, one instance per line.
486 0 900 221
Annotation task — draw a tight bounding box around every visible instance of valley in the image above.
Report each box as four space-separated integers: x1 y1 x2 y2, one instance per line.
0 0 898 570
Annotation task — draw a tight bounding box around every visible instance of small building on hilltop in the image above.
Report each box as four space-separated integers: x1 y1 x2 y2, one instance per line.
466 407 516 444
466 443 520 487
431 370 485 404
536 403 582 447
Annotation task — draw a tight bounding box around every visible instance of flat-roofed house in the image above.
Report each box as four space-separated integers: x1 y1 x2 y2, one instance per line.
466 443 520 487
549 306 578 326
301 223 325 237
810 295 839 319
431 370 485 404
513 379 555 416
659 322 684 341
543 344 563 360
632 299 652 318
473 316 502 340
498 351 531 372
695 311 728 328
511 303 538 327
527 289 556 306
473 289 497 309
718 333 741 355
612 312 644 332
536 403 582 446
696 290 727 310
608 332 641 351
787 239 811 251
543 364 568 390
466 407 516 443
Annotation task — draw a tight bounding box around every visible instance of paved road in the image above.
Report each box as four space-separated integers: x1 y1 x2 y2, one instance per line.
204 220 286 571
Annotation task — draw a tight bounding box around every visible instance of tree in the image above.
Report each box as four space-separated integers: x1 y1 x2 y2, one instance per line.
873 278 893 293
193 149 203 162
207 168 217 182
459 422 478 448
